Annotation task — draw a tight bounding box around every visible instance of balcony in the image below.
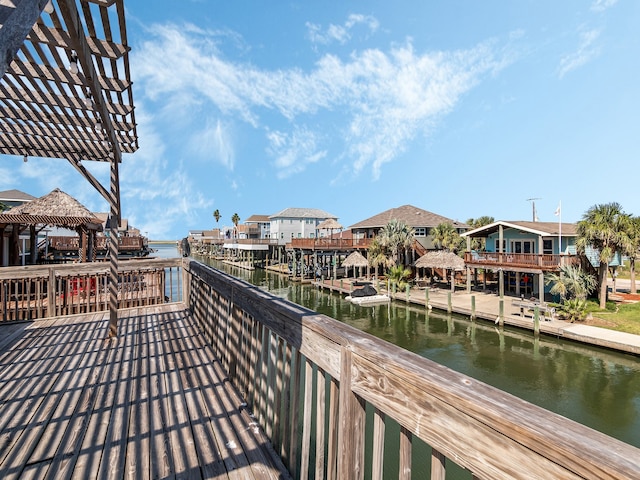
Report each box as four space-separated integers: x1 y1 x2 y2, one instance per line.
0 259 637 479
465 251 580 271
289 237 372 250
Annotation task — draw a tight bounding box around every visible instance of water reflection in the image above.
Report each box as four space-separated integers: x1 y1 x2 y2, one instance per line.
203 257 640 448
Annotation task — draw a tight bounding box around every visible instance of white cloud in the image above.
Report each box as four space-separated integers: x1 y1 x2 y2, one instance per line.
590 0 618 12
306 14 379 45
189 118 235 170
133 21 502 181
558 29 601 78
266 127 327 179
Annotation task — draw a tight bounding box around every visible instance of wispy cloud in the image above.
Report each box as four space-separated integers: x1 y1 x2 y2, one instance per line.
306 14 379 45
558 29 601 78
133 17 503 182
266 127 327 179
590 0 618 12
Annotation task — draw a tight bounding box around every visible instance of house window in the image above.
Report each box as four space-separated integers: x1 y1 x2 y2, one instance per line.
297 233 301 238
494 239 506 252
414 227 426 236
543 239 553 255
310 233 315 238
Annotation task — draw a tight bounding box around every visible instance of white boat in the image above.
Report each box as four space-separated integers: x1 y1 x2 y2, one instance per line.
345 294 390 305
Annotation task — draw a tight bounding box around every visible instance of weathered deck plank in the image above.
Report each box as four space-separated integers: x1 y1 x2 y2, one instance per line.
0 305 290 480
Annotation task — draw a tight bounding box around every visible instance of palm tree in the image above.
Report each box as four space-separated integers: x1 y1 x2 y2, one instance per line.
465 216 494 251
377 219 414 266
431 222 463 253
367 237 394 281
545 264 597 301
213 209 221 226
231 213 240 238
387 264 412 291
623 216 640 294
576 202 631 309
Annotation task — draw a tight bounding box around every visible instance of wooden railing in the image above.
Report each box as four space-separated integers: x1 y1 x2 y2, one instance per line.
185 259 640 480
0 258 183 322
48 235 147 251
290 237 372 250
465 251 581 270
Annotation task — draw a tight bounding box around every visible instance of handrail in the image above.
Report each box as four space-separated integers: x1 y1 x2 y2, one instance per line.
290 238 372 249
465 251 580 269
184 259 640 479
0 258 183 321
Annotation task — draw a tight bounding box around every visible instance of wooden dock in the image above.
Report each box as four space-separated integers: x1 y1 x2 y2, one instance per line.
0 304 290 480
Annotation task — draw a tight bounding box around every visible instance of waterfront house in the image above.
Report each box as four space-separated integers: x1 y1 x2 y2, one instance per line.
269 207 338 245
462 220 582 299
350 204 469 253
245 214 271 239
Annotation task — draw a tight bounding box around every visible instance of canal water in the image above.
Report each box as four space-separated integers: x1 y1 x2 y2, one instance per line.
189 256 640 452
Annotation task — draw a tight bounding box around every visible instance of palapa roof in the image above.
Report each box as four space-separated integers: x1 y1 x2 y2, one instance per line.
414 250 466 271
350 205 468 230
317 218 343 230
342 251 368 268
0 188 101 228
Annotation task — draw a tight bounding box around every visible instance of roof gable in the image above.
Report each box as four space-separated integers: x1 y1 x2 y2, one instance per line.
349 205 468 229
0 189 36 202
269 207 337 220
462 220 578 238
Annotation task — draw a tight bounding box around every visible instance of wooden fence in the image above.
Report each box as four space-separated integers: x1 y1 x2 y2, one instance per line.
185 259 640 480
0 258 183 321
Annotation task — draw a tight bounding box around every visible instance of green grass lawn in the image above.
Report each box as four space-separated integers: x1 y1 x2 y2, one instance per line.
586 300 640 335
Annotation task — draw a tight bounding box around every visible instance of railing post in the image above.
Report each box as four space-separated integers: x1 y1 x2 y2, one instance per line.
431 448 446 480
47 267 56 318
337 346 365 479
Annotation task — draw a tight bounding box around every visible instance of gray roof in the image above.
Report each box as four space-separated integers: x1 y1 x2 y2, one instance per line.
0 189 36 202
245 214 271 223
269 208 337 220
350 205 468 230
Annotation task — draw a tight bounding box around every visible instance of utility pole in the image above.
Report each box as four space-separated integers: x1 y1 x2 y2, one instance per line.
526 198 541 222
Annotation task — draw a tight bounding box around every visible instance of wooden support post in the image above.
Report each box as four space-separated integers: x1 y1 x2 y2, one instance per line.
534 306 540 336
406 284 410 301
471 295 476 320
499 299 504 326
425 287 429 307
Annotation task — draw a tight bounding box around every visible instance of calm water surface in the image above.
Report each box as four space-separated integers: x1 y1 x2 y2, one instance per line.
182 250 639 451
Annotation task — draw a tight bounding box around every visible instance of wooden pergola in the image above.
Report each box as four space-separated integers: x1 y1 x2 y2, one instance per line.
0 0 138 336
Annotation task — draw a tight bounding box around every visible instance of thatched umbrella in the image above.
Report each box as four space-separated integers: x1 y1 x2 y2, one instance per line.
317 218 343 238
342 251 368 278
414 250 465 292
0 188 102 264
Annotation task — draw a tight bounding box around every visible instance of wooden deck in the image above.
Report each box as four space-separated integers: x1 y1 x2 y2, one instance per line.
0 304 290 480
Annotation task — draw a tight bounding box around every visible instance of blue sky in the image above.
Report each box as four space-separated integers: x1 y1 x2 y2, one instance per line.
3 0 639 239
